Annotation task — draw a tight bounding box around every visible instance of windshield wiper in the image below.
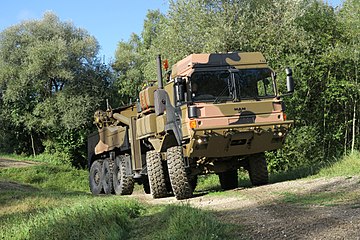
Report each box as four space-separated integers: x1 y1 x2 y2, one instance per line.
213 85 230 104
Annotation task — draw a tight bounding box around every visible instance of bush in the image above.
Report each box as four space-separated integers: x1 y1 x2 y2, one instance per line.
267 126 324 173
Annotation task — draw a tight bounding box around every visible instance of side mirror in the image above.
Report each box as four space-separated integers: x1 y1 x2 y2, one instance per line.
286 67 294 93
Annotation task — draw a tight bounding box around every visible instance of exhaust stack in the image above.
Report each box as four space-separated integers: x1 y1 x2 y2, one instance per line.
156 54 163 89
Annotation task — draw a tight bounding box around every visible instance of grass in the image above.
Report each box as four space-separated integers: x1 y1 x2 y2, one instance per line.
315 151 360 178
0 163 141 239
274 151 360 206
0 156 238 240
0 164 89 192
1 197 142 240
130 204 238 240
277 190 360 206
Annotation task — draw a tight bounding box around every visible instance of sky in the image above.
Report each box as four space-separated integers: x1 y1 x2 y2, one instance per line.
0 0 342 63
0 0 169 63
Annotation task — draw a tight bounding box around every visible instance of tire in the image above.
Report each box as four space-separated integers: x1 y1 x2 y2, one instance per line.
218 170 238 190
89 160 103 195
113 155 135 195
101 158 114 194
247 153 269 186
167 146 193 200
146 150 168 198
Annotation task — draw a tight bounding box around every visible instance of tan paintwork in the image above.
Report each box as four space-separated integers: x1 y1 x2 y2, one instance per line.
129 117 142 170
156 115 166 133
94 126 127 155
91 105 138 156
90 52 293 178
136 113 157 138
190 100 285 128
164 82 174 106
185 121 292 158
178 98 293 158
117 105 138 119
139 85 157 110
180 106 191 138
171 52 269 78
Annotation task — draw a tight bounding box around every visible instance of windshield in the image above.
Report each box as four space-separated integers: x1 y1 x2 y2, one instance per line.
190 68 275 102
190 70 231 101
234 68 275 99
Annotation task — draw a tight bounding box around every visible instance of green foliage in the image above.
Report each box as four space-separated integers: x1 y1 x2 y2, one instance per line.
267 126 324 173
277 190 358 207
0 164 88 191
1 196 142 240
0 12 116 164
113 33 145 103
132 204 238 240
0 163 239 240
316 150 360 177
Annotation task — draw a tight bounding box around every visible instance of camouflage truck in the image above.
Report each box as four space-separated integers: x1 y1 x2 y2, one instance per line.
88 52 294 200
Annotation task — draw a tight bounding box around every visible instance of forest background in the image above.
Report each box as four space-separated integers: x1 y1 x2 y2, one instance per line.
0 0 358 172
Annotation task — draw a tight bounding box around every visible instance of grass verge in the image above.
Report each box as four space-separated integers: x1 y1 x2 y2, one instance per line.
274 151 360 206
0 158 239 239
277 189 360 207
130 204 239 240
315 151 360 178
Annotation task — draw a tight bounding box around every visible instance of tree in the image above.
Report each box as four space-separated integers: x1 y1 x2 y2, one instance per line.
113 33 144 104
334 0 360 153
0 12 113 164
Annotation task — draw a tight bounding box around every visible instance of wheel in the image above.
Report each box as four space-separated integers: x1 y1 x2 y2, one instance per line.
247 153 269 186
146 150 168 198
113 155 135 195
101 158 114 194
167 146 193 200
218 170 238 190
89 160 103 195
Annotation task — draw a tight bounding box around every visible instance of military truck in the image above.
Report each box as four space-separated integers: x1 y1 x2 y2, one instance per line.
88 52 294 200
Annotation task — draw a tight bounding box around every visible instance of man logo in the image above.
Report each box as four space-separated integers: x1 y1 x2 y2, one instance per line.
234 107 246 113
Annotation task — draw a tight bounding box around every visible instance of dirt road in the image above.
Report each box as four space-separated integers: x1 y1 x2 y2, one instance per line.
0 158 40 169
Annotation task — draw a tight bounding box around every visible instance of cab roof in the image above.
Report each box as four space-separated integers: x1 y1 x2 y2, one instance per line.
171 52 268 78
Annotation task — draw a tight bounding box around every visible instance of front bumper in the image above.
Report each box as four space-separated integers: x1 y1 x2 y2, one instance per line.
186 120 293 158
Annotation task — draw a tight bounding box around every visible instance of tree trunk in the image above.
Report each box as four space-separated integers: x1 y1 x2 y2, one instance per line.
351 99 357 153
352 57 359 153
344 110 348 154
30 133 36 157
